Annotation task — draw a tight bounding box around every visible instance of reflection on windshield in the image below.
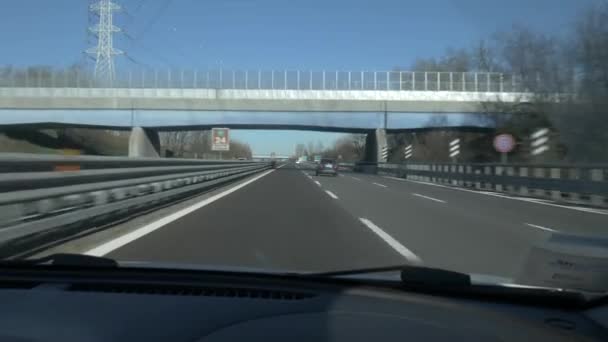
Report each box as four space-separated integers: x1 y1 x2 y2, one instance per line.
0 0 607 296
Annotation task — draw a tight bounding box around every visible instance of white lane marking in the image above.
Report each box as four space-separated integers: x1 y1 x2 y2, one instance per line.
85 169 275 256
359 218 422 265
314 180 321 187
373 182 388 188
384 176 405 182
351 176 361 181
325 190 339 199
338 174 344 177
401 179 608 216
276 163 287 169
412 193 446 203
525 223 559 233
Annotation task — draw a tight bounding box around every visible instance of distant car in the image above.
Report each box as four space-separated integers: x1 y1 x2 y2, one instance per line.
315 158 338 176
270 160 277 169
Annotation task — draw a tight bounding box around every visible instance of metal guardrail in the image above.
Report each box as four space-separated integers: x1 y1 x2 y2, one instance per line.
0 154 271 258
0 69 539 93
348 162 608 208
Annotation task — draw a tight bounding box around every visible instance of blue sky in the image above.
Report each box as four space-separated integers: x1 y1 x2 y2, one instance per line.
0 0 599 154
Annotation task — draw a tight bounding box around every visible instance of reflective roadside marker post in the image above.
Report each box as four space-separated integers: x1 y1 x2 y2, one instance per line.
449 138 460 162
381 146 389 162
531 128 550 159
404 144 413 160
493 134 516 164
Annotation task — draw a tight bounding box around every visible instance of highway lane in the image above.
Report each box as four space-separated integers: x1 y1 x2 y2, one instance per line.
79 163 607 279
299 166 608 277
105 166 406 272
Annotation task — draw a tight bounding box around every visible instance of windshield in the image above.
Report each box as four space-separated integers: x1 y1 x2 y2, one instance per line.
0 0 607 296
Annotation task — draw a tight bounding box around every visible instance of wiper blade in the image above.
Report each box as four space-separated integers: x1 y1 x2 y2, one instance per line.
308 265 471 287
1 253 118 268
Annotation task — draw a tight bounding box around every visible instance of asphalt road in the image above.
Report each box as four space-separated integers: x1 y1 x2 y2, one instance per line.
102 164 608 277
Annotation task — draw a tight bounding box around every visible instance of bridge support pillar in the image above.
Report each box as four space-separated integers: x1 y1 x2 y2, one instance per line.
128 127 160 158
364 129 388 163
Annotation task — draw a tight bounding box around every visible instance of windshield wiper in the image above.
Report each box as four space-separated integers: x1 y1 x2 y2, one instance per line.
308 265 471 287
0 253 118 268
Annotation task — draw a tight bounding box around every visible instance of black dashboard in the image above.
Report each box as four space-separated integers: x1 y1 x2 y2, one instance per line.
0 266 606 341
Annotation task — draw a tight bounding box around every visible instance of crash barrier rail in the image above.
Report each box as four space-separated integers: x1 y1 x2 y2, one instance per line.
347 162 608 208
0 154 271 257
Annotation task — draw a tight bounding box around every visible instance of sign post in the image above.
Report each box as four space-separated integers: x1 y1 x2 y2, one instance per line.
493 134 516 164
211 128 230 159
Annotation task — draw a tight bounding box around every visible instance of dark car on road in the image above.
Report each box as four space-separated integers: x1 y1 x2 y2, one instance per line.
315 158 338 176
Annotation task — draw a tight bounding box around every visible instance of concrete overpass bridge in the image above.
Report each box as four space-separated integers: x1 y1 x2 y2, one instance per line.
0 69 545 160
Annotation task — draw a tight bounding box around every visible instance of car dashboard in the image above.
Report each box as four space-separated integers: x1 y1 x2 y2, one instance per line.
0 266 606 341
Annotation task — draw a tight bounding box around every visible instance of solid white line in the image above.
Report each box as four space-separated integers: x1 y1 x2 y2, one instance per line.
351 176 361 181
412 193 446 203
325 190 339 199
359 218 422 265
373 182 388 188
402 179 608 216
314 180 321 187
525 223 559 233
383 176 405 182
85 169 276 257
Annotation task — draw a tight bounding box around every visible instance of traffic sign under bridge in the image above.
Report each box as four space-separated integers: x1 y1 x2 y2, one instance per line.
211 128 230 151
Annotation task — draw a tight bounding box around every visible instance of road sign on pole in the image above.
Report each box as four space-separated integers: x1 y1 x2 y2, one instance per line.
531 128 550 156
493 134 515 153
404 144 413 159
493 134 515 163
449 138 460 159
211 128 230 151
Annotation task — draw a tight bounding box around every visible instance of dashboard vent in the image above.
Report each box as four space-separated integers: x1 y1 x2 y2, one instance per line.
68 283 315 300
0 281 40 289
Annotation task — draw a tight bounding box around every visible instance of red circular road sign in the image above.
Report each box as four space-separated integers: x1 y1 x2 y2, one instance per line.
493 134 516 153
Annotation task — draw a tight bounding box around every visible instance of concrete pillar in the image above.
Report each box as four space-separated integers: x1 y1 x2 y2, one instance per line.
363 128 388 163
128 127 160 158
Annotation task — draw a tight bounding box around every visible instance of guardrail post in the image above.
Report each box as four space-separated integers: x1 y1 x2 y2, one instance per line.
512 74 516 92
474 73 478 92
374 72 377 90
322 70 325 90
361 71 364 90
336 72 340 90
499 73 504 92
484 73 489 92
449 72 453 91
437 72 440 91
399 72 402 91
590 169 605 206
348 71 351 90
386 71 390 90
412 72 415 90
462 72 466 91
424 72 428 91
310 71 313 90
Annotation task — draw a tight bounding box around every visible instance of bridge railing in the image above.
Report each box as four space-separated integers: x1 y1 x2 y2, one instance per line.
0 69 533 93
348 162 608 208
